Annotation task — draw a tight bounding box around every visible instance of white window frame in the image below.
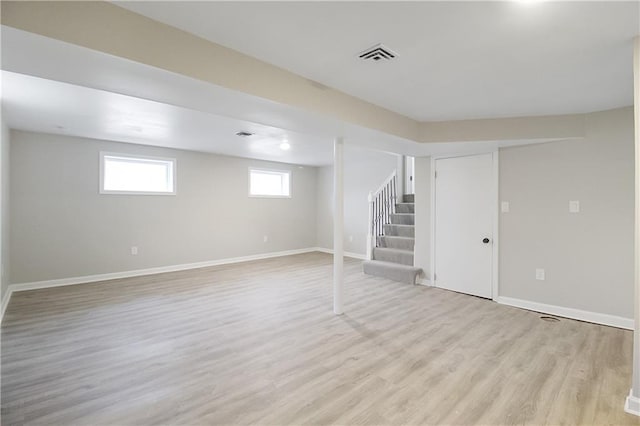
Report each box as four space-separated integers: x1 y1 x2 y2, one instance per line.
248 167 292 198
99 152 177 196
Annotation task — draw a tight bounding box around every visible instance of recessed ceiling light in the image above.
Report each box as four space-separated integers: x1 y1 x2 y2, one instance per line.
236 131 254 137
280 142 291 151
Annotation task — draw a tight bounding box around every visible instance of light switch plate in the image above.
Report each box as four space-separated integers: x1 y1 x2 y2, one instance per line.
569 200 580 213
501 201 510 213
536 268 545 281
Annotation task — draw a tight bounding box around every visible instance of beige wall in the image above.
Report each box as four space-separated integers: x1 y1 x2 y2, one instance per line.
7 106 633 322
316 145 398 255
315 166 333 252
1 118 9 301
499 107 634 318
10 131 318 284
411 107 633 319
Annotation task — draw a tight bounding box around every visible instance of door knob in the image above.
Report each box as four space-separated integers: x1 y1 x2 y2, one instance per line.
482 238 490 244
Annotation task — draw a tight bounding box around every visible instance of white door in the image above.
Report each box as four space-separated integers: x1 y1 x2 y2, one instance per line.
434 153 494 298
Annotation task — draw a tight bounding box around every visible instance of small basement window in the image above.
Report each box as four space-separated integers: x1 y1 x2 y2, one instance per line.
100 153 176 195
249 168 291 198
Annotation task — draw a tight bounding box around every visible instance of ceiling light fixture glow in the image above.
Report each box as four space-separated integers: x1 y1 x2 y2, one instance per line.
279 142 291 151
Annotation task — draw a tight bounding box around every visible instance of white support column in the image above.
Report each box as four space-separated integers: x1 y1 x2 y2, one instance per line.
366 191 374 261
333 137 344 315
626 36 640 417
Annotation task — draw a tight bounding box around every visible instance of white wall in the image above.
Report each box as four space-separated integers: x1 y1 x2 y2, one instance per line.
10 131 318 284
413 156 431 280
1 118 10 302
316 145 399 255
499 107 634 319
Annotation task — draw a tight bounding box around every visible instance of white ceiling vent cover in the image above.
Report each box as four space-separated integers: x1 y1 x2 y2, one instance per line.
358 44 398 61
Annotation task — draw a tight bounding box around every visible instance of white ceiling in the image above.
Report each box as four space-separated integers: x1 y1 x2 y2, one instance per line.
1 27 425 166
0 17 573 166
116 1 638 121
2 72 337 166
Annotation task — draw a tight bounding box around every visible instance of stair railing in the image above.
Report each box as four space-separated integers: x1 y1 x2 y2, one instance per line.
366 170 397 260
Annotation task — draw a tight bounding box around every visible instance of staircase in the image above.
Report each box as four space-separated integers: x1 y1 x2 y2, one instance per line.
363 193 422 284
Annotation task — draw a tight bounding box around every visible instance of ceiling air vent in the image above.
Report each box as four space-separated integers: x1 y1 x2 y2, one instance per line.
235 131 254 137
358 44 397 62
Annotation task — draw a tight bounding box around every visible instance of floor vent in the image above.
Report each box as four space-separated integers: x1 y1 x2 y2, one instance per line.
540 316 560 322
358 44 397 62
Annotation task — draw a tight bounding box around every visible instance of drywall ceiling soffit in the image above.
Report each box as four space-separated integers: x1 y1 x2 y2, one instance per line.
1 28 428 166
1 68 572 164
419 113 588 143
1 22 589 152
0 1 596 159
1 1 609 143
0 1 420 142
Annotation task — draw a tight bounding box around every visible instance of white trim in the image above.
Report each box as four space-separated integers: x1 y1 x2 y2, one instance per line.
497 296 634 330
416 277 433 286
100 151 177 195
430 157 436 285
1 248 361 324
492 151 500 300
431 151 499 299
333 137 345 315
314 247 367 260
7 248 319 295
366 190 374 260
625 390 640 416
1 287 12 323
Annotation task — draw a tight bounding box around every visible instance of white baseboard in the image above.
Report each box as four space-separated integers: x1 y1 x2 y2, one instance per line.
497 296 634 330
625 390 640 416
416 277 432 286
0 247 368 323
6 247 320 295
1 287 12 323
313 247 367 260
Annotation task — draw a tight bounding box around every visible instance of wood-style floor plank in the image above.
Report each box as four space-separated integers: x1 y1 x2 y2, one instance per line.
1 252 638 425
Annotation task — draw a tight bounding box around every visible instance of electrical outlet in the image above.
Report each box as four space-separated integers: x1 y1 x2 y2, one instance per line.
263 235 268 243
131 246 138 255
569 200 580 213
535 268 545 281
501 201 510 213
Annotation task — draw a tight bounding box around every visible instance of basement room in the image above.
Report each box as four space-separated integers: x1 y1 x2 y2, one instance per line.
1 1 639 425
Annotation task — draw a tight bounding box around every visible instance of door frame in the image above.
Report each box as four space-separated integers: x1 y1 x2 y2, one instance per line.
429 151 499 301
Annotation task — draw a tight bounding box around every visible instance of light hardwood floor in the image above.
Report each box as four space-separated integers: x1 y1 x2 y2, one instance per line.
1 252 638 425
